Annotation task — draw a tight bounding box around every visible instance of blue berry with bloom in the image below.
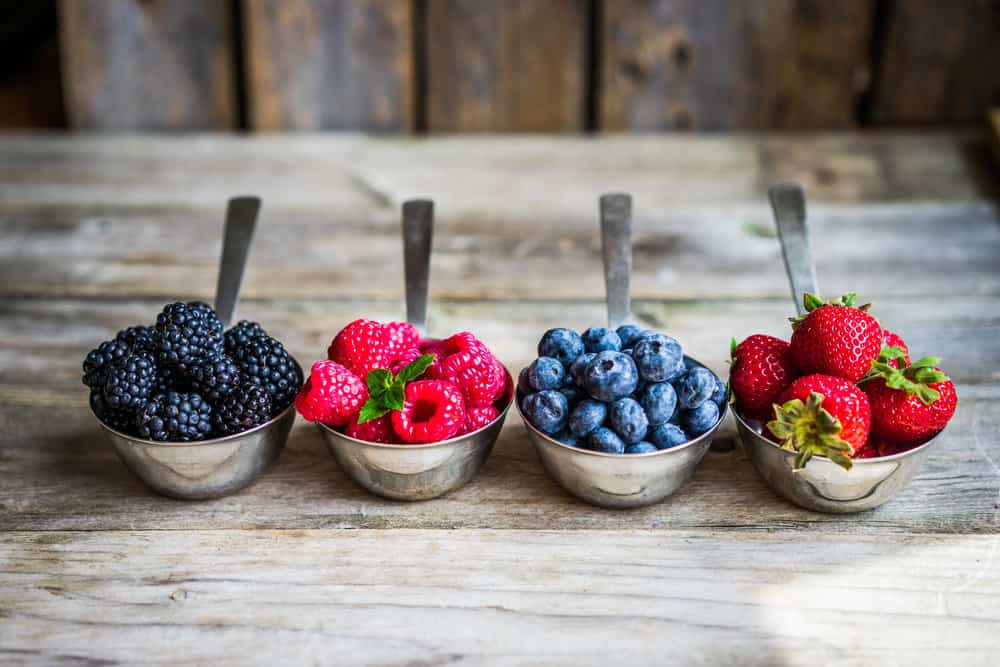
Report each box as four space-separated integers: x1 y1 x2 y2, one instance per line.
625 441 657 454
582 327 622 353
615 325 645 349
677 366 716 409
681 400 720 436
522 390 569 434
648 423 688 449
609 397 649 444
582 350 639 401
632 333 685 382
639 381 677 425
527 356 565 391
569 398 608 437
569 352 595 386
587 427 626 454
538 328 585 367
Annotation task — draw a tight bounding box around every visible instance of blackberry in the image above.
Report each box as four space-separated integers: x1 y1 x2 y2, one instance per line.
82 339 131 390
232 335 302 409
224 320 267 354
114 325 156 353
153 301 223 372
103 350 157 411
89 390 135 434
189 353 241 402
212 384 274 436
136 391 213 442
155 364 188 394
187 301 224 336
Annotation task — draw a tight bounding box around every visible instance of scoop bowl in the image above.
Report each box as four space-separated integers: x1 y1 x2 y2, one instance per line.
733 407 940 513
317 368 514 501
518 356 726 509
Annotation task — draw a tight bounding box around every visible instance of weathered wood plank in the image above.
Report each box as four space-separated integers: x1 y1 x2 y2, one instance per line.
59 0 236 130
244 0 414 131
426 0 588 132
0 5 64 129
1 297 996 534
872 0 1000 126
600 0 874 130
2 529 999 666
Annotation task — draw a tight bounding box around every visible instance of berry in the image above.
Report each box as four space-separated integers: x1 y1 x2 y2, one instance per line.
186 301 224 336
390 347 425 376
437 332 504 407
295 360 368 426
461 405 500 435
392 380 466 443
102 351 157 411
609 397 649 444
639 382 677 425
114 326 156 353
89 390 134 433
538 328 585 367
136 392 213 442
558 384 584 406
224 320 267 353
345 413 398 444
582 327 621 353
632 333 685 382
769 374 872 470
521 390 569 434
677 367 717 410
82 339 132 390
385 321 420 360
568 398 607 437
328 318 393 378
615 325 645 349
586 427 625 454
527 356 565 391
729 334 797 422
517 367 532 394
569 352 595 386
882 329 911 369
710 377 727 408
625 441 657 454
189 354 241 402
789 292 882 382
680 401 719 437
554 430 581 446
582 350 639 402
862 354 957 448
212 384 274 436
648 423 687 449
233 335 302 408
154 301 224 372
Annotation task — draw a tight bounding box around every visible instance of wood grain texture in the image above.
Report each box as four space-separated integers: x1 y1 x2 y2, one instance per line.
59 0 236 130
245 0 413 131
872 0 1000 125
601 0 874 130
2 529 999 666
426 0 587 132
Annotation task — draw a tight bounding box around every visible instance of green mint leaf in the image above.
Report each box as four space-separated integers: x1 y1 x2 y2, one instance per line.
357 398 391 424
385 383 406 411
366 368 393 397
397 353 436 383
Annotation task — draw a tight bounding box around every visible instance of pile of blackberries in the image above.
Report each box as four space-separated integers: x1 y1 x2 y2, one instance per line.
83 301 302 441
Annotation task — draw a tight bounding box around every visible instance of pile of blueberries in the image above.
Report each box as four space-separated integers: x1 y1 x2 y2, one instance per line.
518 326 725 454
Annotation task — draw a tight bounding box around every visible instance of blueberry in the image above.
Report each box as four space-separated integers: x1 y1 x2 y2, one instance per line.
648 423 688 449
527 356 566 391
710 377 727 408
583 351 639 402
582 327 622 353
639 382 677 426
538 328 585 367
569 352 595 387
625 441 657 454
632 333 685 382
522 390 569 434
569 398 608 437
615 325 645 349
517 367 532 394
677 367 717 409
681 400 720 436
586 427 625 454
554 429 581 446
609 397 649 444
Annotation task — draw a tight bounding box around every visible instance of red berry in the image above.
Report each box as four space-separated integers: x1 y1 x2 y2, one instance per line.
730 334 797 421
295 360 368 427
882 329 911 369
790 296 882 382
345 413 398 444
390 347 425 375
863 374 957 448
385 321 420 361
436 332 504 408
853 442 879 459
392 380 466 443
460 405 499 435
328 318 393 378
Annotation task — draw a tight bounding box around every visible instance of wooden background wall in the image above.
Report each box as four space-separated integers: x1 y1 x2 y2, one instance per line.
2 0 999 132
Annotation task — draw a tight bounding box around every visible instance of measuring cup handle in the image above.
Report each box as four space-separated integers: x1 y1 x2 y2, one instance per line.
769 184 818 316
214 196 261 328
600 193 633 330
402 199 434 334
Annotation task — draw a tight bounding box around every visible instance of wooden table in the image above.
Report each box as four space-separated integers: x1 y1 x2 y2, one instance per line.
1 133 998 666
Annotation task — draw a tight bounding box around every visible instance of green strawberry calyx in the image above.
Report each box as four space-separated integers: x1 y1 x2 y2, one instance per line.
790 292 872 328
767 391 854 471
859 347 949 406
357 353 435 424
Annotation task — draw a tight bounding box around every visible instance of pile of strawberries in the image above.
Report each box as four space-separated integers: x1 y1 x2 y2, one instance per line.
295 319 509 444
729 293 957 470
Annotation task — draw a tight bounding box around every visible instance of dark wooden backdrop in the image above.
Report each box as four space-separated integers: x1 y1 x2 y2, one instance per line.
3 0 999 132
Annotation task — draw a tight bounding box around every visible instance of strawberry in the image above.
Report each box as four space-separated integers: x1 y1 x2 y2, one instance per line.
729 335 797 421
460 405 499 435
436 332 504 408
392 379 466 443
768 373 871 470
385 321 420 361
789 292 882 382
881 329 910 369
328 318 393 378
295 360 368 427
345 413 398 444
861 350 957 448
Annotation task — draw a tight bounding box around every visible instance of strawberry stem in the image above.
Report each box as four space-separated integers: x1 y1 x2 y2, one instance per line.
767 391 854 471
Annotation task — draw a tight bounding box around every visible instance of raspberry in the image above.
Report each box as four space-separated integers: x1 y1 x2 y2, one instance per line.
345 413 399 443
328 318 393 378
390 348 425 375
295 360 368 426
460 405 499 435
391 380 466 443
385 321 420 360
436 332 504 408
